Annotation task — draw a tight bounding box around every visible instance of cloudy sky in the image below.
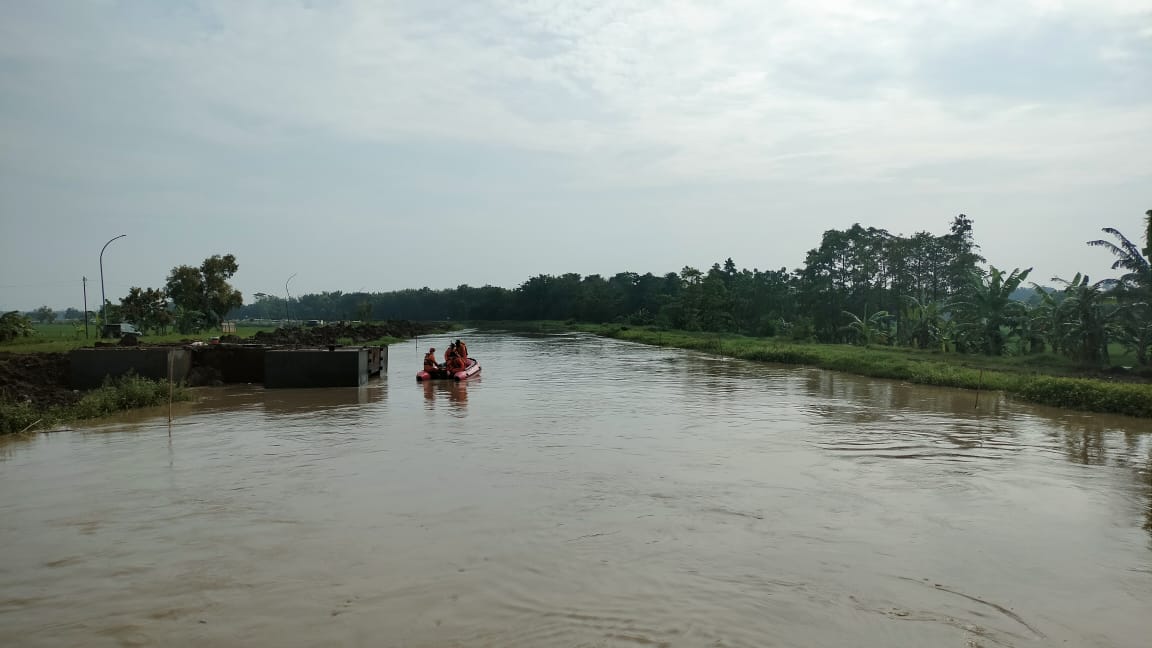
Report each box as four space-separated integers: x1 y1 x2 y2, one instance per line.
1 0 1149 310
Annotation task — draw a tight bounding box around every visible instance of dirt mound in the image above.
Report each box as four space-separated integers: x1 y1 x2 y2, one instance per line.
0 352 77 408
251 320 440 346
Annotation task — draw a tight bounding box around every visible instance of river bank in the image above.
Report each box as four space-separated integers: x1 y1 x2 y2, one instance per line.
573 325 1152 418
0 320 448 434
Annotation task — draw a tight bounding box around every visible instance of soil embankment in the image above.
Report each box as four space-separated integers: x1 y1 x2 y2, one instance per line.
250 320 433 346
0 352 76 408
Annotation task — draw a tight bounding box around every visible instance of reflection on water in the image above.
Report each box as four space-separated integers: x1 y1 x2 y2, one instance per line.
422 378 471 414
260 384 386 416
1 331 1150 647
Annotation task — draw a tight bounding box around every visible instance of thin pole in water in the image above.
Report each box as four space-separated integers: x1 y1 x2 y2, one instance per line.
82 276 89 339
974 369 983 409
168 352 174 435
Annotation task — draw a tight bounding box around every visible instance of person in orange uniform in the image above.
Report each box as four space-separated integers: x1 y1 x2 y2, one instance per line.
447 350 465 373
423 347 438 372
444 342 456 366
455 339 468 360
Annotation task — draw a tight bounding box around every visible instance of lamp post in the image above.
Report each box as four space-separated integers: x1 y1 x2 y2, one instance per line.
285 273 297 326
99 234 127 333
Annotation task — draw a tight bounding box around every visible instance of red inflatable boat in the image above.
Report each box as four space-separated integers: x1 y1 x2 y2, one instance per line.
417 358 481 382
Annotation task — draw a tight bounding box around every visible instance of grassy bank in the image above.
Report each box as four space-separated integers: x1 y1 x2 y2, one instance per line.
582 325 1152 419
1 374 190 435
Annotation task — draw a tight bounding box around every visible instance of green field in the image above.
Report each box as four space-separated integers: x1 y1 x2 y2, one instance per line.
1 323 278 353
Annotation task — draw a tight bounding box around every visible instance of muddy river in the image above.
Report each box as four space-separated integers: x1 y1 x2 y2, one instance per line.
2 332 1150 647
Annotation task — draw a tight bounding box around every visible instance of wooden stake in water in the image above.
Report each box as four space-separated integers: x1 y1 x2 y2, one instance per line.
168 351 174 435
974 368 983 410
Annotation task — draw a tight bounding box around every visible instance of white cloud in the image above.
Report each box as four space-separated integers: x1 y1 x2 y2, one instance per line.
6 0 1147 190
1 0 1150 309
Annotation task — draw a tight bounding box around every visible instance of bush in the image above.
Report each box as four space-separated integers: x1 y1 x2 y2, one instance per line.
1 373 188 435
1016 377 1152 418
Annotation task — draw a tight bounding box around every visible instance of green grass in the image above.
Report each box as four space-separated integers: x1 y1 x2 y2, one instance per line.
3 324 278 353
580 325 1152 419
1 373 190 435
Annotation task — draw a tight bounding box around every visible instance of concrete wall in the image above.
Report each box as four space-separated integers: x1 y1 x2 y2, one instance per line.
264 348 369 388
70 348 192 389
193 345 267 383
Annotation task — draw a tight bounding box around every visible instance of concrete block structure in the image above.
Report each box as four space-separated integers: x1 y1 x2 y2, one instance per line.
70 348 191 389
194 345 267 383
264 348 371 388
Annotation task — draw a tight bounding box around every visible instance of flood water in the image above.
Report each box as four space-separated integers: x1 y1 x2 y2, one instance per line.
2 332 1150 647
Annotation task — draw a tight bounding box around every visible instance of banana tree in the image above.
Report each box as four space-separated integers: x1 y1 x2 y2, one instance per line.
902 296 944 350
842 307 891 347
1051 273 1121 365
952 266 1032 355
1087 216 1151 364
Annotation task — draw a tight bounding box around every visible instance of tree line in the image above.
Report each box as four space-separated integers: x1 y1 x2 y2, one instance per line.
234 211 1151 367
10 211 1147 367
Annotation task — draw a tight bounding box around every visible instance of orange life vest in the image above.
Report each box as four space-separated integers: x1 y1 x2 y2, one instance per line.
449 355 466 373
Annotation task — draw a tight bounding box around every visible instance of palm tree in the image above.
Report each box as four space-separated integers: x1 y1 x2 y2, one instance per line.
953 266 1032 355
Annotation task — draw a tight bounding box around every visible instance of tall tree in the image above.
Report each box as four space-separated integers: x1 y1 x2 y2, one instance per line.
120 287 172 334
942 214 986 296
165 254 243 331
31 306 56 324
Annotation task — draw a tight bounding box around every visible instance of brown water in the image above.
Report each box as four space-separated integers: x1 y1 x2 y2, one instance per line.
2 332 1150 647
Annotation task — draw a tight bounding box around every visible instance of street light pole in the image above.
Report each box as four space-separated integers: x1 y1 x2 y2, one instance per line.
285 273 297 326
99 234 127 333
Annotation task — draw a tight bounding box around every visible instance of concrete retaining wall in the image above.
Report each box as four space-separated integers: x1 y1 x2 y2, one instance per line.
193 345 267 383
70 348 192 389
264 348 369 388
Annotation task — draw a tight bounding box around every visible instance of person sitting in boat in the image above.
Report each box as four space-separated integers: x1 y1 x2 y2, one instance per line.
455 339 468 359
447 353 466 373
444 343 456 365
423 347 439 371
